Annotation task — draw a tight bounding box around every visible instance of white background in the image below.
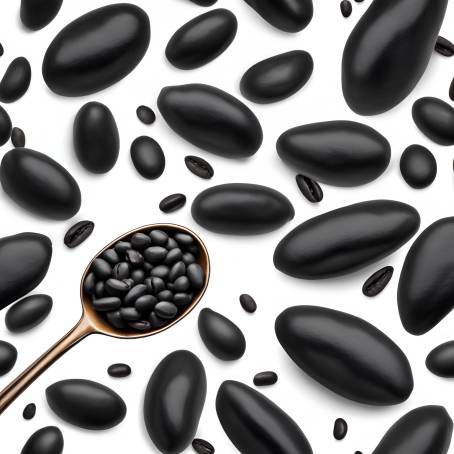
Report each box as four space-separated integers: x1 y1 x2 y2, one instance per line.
1 0 454 452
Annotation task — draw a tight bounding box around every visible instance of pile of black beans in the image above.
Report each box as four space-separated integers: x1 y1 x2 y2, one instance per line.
83 228 205 332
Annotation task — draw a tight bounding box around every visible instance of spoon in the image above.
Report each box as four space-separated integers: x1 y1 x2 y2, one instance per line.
0 223 210 415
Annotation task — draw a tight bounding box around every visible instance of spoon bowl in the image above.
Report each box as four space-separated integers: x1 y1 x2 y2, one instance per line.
0 223 210 414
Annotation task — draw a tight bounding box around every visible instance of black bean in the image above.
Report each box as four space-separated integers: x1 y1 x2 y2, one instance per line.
107 363 131 378
120 307 141 321
156 290 173 303
159 193 187 213
187 245 200 256
182 252 196 265
135 294 157 313
106 310 127 329
187 263 205 289
144 277 154 293
149 229 169 245
149 311 166 329
155 301 178 319
143 262 153 273
296 174 323 203
112 262 130 280
169 261 186 281
92 258 111 279
192 438 215 454
83 272 96 295
166 237 178 250
136 105 156 125
174 293 193 306
102 248 120 265
125 249 144 267
105 278 130 296
131 268 145 284
144 246 168 263
151 277 166 294
174 276 190 292
0 57 31 103
239 294 257 313
362 266 394 297
333 418 348 440
253 371 278 386
23 403 36 420
115 241 132 256
123 278 135 289
151 265 170 279
124 284 147 305
450 77 454 102
95 281 105 298
11 127 25 147
167 282 175 291
64 220 95 248
129 320 151 331
131 232 152 250
340 0 352 17
0 43 3 57
93 297 121 312
184 155 214 179
435 36 454 57
164 248 183 265
174 232 194 247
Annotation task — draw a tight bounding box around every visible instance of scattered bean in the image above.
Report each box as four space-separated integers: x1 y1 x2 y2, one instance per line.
136 105 156 125
108 363 132 378
185 155 214 179
362 266 394 297
192 438 215 454
253 371 278 386
333 418 348 440
11 127 25 147
296 174 323 203
239 294 257 313
23 403 36 420
435 36 454 57
64 220 94 248
340 0 352 17
159 193 187 213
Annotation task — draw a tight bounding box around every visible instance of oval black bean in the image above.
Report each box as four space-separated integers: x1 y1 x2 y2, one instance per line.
0 340 17 376
296 174 323 203
239 294 257 313
64 220 94 248
23 402 36 420
11 127 25 147
0 105 12 146
0 57 31 103
192 438 215 454
333 418 348 440
435 36 454 56
362 266 394 297
184 155 214 179
340 1 352 18
20 0 63 30
159 193 186 213
5 294 53 333
253 371 278 386
130 136 165 179
400 144 437 189
20 426 64 454
107 363 131 378
136 105 156 125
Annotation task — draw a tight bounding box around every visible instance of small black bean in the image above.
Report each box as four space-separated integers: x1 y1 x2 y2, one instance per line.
112 262 130 280
174 232 194 247
239 294 257 313
136 105 156 125
333 418 348 440
144 277 153 293
253 371 278 386
120 307 141 321
169 261 186 281
362 266 394 297
159 193 187 213
149 229 168 245
166 237 178 250
174 293 193 306
93 297 122 312
435 36 454 57
0 43 3 57
92 258 112 279
115 241 132 256
128 320 151 331
192 438 215 454
144 246 168 263
123 278 135 289
124 284 147 305
187 245 200 256
184 155 214 179
151 265 170 279
107 363 131 378
164 248 183 265
131 268 145 284
151 277 166 293
105 278 130 296
131 232 152 250
106 310 127 329
340 0 352 17
167 282 175 291
23 403 36 420
182 252 196 265
187 263 205 289
102 248 120 265
155 301 178 319
157 290 173 301
83 272 96 295
149 311 166 329
11 127 25 147
450 77 454 101
95 281 105 298
135 294 157 313
125 249 144 267
64 220 95 248
174 276 190 292
143 262 153 273
296 174 323 203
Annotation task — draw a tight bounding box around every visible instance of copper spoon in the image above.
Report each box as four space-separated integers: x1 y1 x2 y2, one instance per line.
0 223 210 415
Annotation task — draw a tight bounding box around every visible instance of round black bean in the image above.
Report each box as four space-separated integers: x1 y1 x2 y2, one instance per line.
151 277 166 293
107 363 131 378
340 0 352 17
151 265 170 279
149 229 168 245
120 307 141 321
131 232 152 249
112 262 130 280
333 418 348 440
144 246 168 263
92 258 112 279
154 301 178 319
23 403 36 420
174 276 190 292
240 294 257 313
102 248 120 265
135 294 157 313
93 297 121 312
124 284 147 305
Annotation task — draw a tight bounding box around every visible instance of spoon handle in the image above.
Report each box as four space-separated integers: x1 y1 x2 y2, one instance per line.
0 315 94 415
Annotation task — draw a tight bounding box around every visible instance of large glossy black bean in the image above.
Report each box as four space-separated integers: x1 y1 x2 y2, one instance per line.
159 193 186 213
412 97 454 145
0 340 17 376
0 232 52 311
0 148 81 220
144 350 206 453
277 121 391 187
0 105 12 146
241 50 313 104
426 342 454 377
342 0 448 115
5 294 52 333
42 4 150 96
400 144 437 188
64 220 94 248
198 308 246 360
398 217 454 335
46 379 126 430
192 183 294 234
243 0 313 33
130 136 165 179
20 0 63 31
275 306 413 405
11 127 26 148
216 380 313 454
21 426 64 454
362 266 394 297
166 9 237 70
0 57 31 103
73 102 119 173
372 406 452 454
158 84 263 158
274 200 420 279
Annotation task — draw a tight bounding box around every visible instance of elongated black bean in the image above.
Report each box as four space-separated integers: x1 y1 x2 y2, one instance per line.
362 266 394 297
435 36 454 56
295 174 323 203
11 127 25 147
192 438 215 454
64 220 95 248
184 155 214 179
159 193 186 213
